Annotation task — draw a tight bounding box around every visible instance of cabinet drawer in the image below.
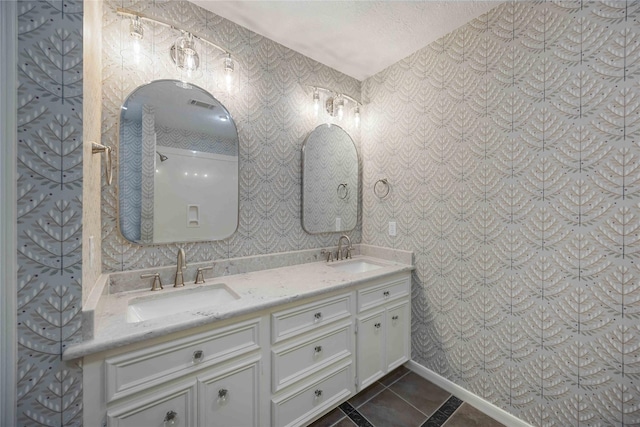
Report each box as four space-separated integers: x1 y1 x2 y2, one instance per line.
198 357 260 427
106 318 261 402
271 361 353 427
272 323 352 393
107 380 196 427
357 278 409 313
271 293 352 344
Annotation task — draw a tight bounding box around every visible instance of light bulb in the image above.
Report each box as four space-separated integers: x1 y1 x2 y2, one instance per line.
313 88 320 116
223 55 235 91
354 105 360 128
334 95 345 121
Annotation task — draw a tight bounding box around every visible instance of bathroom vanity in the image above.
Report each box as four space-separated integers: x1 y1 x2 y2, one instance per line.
66 247 412 427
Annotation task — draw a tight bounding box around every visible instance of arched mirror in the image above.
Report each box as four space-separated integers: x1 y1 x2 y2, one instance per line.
118 79 239 244
302 124 358 234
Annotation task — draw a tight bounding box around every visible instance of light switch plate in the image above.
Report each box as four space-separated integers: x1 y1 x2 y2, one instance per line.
389 221 396 236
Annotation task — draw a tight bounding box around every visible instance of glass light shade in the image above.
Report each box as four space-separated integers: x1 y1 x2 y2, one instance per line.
171 32 199 72
130 17 144 39
216 53 240 94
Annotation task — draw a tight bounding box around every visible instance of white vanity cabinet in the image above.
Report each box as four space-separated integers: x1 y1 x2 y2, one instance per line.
81 268 412 427
270 293 355 427
82 317 267 427
355 276 411 390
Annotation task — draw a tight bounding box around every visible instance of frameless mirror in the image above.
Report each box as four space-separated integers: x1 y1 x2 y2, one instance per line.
118 79 239 244
302 124 358 234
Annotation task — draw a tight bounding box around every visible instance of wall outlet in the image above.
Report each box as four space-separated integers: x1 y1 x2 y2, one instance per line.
388 221 396 236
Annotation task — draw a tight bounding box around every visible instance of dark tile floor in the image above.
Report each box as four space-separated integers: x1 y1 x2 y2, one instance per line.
307 366 505 427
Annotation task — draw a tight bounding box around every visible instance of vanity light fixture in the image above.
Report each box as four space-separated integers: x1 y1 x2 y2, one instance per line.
309 85 361 127
117 7 238 91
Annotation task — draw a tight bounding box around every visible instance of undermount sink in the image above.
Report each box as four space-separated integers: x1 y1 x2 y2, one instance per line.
127 284 240 323
329 259 385 274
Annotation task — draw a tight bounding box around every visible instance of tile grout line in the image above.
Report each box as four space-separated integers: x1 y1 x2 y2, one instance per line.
385 386 439 422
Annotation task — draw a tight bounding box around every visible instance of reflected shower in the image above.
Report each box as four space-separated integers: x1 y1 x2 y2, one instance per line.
156 151 168 162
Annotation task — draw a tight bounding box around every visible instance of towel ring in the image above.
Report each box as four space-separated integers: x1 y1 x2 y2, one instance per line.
373 178 389 199
337 183 348 199
91 142 113 186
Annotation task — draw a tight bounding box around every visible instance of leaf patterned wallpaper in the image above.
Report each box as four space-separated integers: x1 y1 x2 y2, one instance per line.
361 1 640 425
100 0 362 272
16 0 84 425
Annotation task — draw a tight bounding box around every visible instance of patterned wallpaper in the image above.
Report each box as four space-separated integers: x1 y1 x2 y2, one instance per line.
101 0 362 272
362 1 640 426
16 0 84 425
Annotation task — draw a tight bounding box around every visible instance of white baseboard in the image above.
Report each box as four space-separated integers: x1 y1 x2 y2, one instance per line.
405 360 533 427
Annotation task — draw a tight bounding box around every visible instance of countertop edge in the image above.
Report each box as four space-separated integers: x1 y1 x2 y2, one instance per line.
63 264 414 361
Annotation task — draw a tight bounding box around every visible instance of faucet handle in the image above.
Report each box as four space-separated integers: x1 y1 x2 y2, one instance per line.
345 248 352 259
195 266 213 284
320 249 333 262
141 273 163 291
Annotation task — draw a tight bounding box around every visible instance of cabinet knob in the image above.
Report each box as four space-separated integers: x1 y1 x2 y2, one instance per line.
383 291 390 298
314 345 323 354
218 388 228 402
374 322 382 329
314 389 323 398
164 410 177 425
392 315 399 321
193 350 204 363
314 312 322 321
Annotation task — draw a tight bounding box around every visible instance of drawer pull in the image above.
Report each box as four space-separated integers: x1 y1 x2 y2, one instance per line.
314 345 323 354
218 388 228 402
164 410 177 425
392 315 399 320
193 350 204 363
314 389 323 398
383 291 390 298
314 312 322 321
374 322 382 329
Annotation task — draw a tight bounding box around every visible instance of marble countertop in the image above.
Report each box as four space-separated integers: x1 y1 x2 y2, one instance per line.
63 252 413 360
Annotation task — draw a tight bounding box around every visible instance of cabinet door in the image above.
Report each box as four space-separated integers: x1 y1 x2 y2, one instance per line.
107 381 195 427
198 359 260 427
386 301 410 371
356 309 385 389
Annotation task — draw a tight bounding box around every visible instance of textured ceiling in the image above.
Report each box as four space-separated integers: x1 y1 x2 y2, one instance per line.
191 1 498 81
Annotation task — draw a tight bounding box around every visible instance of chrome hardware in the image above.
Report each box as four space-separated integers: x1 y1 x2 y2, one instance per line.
314 389 323 398
174 247 187 287
345 247 352 259
392 315 399 320
140 273 163 291
164 410 177 424
314 345 323 353
218 388 228 402
91 142 114 186
383 291 390 298
321 249 333 262
195 266 213 284
336 235 352 261
192 350 204 363
314 312 322 321
374 322 382 329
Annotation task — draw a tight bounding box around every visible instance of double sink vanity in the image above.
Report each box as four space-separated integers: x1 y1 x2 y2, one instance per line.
65 245 413 427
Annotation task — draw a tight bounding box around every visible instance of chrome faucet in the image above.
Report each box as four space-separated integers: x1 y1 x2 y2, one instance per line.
174 247 187 287
336 235 352 261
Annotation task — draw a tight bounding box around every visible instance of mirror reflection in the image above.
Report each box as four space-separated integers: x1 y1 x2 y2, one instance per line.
302 124 358 234
119 79 239 244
